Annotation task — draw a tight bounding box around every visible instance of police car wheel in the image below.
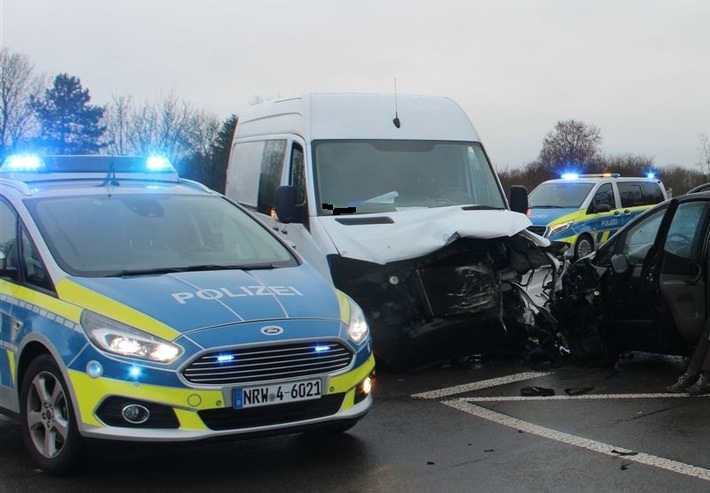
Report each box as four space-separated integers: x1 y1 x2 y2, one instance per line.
20 355 86 475
574 235 594 259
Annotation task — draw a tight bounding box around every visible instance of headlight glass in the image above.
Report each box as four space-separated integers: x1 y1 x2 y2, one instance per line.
346 297 369 345
81 311 183 363
548 220 573 237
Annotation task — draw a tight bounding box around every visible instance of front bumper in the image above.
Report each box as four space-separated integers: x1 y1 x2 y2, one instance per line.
70 354 375 441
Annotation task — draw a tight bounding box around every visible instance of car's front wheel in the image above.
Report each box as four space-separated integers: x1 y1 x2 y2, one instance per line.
574 234 594 259
20 354 86 475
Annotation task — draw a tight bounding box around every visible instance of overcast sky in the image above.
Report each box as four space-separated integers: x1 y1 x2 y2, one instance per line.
2 0 709 170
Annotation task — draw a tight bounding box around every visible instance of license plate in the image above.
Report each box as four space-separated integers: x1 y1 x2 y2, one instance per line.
233 378 323 409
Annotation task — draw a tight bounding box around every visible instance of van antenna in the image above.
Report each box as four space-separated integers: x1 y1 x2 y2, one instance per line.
392 79 401 128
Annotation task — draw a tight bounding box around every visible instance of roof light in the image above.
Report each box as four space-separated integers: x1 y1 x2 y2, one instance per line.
146 156 174 172
646 172 656 179
561 173 579 180
2 154 45 172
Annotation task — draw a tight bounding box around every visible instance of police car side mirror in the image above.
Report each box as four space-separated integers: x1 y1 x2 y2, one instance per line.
590 203 612 214
275 185 295 224
509 185 529 214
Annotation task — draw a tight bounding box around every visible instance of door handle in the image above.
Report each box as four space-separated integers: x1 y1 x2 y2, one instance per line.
685 264 703 285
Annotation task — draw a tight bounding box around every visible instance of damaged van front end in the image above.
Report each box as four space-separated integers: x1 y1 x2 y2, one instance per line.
313 206 568 370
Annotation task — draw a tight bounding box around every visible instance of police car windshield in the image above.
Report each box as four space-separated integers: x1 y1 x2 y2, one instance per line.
26 193 298 277
529 182 595 209
313 140 506 214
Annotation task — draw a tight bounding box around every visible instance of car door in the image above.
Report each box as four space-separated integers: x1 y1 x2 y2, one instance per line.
601 197 710 352
655 199 710 343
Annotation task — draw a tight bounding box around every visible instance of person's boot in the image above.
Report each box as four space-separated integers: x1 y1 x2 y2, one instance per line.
686 373 710 395
666 372 698 393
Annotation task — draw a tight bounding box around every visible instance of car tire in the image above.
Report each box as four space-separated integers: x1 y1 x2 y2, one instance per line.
574 234 594 259
20 354 86 475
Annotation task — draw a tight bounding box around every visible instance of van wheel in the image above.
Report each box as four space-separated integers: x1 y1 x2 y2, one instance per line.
574 234 594 259
20 355 86 475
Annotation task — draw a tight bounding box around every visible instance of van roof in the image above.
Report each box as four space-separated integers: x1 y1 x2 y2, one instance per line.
235 93 481 142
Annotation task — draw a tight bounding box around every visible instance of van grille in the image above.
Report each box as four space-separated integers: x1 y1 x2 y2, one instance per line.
181 341 353 385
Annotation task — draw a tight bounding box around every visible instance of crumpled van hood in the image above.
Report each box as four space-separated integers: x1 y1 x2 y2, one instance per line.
318 207 538 264
59 265 341 334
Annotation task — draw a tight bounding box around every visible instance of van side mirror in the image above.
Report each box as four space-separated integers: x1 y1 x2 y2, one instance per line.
509 185 529 214
275 185 295 224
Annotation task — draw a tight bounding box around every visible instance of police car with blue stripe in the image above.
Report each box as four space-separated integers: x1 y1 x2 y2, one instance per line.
0 154 375 474
527 173 667 259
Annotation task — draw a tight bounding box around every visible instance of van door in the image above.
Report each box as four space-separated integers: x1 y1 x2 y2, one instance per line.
278 139 333 282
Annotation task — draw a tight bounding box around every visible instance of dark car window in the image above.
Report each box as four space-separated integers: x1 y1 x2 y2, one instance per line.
591 183 614 210
663 201 710 260
618 182 645 208
621 207 666 264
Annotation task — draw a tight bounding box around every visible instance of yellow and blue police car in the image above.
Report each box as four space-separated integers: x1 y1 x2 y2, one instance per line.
527 173 667 258
0 154 375 474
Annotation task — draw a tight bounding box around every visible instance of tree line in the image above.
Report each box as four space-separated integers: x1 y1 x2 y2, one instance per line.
0 47 234 192
2 47 708 196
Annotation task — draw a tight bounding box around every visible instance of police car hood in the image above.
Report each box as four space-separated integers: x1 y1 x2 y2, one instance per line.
319 207 541 264
60 265 341 334
528 207 579 226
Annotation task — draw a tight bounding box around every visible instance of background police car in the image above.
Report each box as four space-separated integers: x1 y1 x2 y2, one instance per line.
527 173 667 258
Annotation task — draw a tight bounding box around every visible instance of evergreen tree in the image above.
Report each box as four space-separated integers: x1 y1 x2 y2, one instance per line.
208 114 237 193
32 73 106 154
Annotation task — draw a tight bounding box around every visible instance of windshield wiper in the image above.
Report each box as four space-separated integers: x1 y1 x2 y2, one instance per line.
102 263 279 277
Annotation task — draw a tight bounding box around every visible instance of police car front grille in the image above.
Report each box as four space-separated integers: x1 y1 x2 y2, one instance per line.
527 225 548 237
181 341 353 385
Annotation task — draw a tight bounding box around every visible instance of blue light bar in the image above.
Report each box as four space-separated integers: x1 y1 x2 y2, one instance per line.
0 154 179 183
561 173 579 180
646 172 656 179
314 344 331 353
3 154 45 172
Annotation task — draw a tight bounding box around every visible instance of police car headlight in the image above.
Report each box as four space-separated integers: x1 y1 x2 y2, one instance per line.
81 311 183 363
346 298 369 345
548 220 574 237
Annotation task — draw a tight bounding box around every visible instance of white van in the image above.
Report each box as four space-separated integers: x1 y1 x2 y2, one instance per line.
225 93 557 370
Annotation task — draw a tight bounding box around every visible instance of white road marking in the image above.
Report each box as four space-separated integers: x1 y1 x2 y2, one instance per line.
462 393 709 402
411 371 551 399
444 399 710 482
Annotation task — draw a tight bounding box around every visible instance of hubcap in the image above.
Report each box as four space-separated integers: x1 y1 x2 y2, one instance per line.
26 371 69 459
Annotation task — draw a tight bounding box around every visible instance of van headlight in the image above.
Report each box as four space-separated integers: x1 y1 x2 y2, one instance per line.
81 311 183 363
346 298 369 345
548 220 574 237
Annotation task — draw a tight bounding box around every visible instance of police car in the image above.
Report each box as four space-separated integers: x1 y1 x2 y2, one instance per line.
527 173 667 258
0 154 375 474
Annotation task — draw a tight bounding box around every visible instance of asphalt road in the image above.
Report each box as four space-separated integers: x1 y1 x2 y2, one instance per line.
1 352 709 492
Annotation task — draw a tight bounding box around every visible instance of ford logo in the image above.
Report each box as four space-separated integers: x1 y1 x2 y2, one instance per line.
261 326 284 336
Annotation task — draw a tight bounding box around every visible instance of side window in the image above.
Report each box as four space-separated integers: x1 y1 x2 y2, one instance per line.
663 201 709 260
0 200 19 278
20 226 52 291
618 182 644 207
621 207 666 264
592 183 614 210
291 144 306 207
642 182 665 205
257 140 287 215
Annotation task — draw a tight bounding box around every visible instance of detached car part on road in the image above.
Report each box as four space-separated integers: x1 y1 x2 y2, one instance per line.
551 190 710 366
0 155 375 474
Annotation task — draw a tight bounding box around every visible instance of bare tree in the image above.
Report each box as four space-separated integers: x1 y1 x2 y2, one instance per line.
0 47 45 156
538 119 602 172
698 133 710 177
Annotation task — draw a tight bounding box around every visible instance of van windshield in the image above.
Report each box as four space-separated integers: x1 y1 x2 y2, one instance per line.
313 140 506 215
